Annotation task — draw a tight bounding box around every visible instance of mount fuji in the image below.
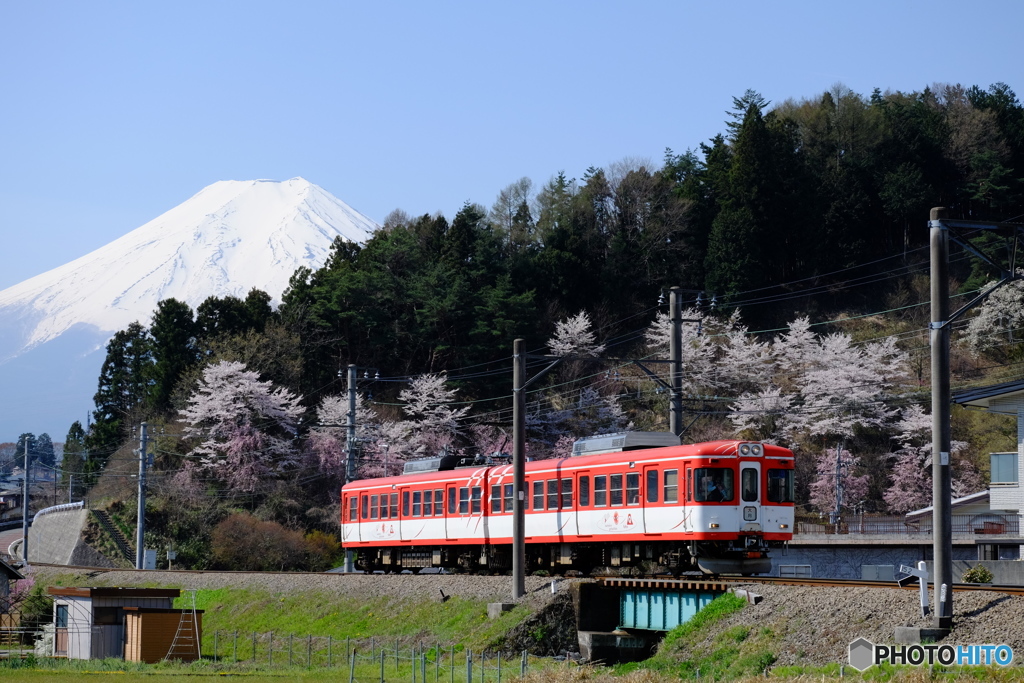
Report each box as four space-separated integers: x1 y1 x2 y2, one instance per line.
0 178 377 441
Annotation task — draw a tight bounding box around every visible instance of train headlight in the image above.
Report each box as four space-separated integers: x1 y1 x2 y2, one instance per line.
780 524 789 529
751 444 762 456
709 523 719 529
739 444 751 455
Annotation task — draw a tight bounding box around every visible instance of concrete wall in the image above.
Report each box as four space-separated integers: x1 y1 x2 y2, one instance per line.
923 560 1024 585
27 508 87 565
768 543 978 580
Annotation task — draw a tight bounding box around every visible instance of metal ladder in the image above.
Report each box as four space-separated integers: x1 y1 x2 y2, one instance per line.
165 589 200 660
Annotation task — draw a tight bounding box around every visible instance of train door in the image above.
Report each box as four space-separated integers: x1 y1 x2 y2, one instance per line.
575 470 591 536
739 462 762 530
642 465 659 534
399 487 412 540
445 484 458 539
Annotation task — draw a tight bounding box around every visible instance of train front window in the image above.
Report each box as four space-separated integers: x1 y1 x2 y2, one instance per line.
533 481 544 510
741 468 758 502
664 470 678 503
694 468 734 502
610 474 623 506
594 475 607 506
626 473 639 505
767 469 795 503
646 470 659 503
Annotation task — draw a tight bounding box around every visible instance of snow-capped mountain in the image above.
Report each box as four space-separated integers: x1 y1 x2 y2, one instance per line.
0 178 377 440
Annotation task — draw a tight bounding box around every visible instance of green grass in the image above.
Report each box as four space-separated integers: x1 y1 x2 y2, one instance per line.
172 587 533 656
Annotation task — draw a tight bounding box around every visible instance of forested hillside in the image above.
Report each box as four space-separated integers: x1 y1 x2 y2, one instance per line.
59 83 1023 570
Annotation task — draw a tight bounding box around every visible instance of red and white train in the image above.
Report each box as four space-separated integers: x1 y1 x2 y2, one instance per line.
341 432 795 575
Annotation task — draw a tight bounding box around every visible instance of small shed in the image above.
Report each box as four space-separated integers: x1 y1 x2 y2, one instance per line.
47 587 201 661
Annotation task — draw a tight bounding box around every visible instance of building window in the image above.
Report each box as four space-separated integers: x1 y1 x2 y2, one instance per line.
56 604 68 628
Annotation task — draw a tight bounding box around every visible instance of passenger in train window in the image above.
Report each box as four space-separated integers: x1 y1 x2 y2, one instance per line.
702 476 725 502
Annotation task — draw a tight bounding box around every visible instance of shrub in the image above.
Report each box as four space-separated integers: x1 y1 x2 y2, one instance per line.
211 512 307 571
962 565 994 583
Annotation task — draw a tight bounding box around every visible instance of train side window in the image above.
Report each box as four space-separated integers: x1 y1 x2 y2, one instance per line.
423 489 433 516
380 494 389 519
646 470 659 503
361 494 368 520
412 491 422 517
594 476 607 506
402 491 411 516
610 474 623 506
448 488 456 515
491 485 502 513
370 495 379 520
579 476 590 507
767 469 795 503
533 481 545 510
546 480 559 510
471 487 482 513
504 484 514 512
459 487 469 514
391 493 399 518
561 478 573 509
433 490 443 516
348 496 358 522
626 473 640 505
694 467 734 502
664 470 679 503
742 468 758 502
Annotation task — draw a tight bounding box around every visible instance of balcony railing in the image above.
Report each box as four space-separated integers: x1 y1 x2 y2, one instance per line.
795 513 1020 538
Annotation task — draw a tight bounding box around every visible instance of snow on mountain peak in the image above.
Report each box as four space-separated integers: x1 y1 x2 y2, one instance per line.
0 178 377 357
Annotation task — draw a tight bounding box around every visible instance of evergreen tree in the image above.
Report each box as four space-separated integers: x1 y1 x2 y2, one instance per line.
61 421 87 493
149 298 199 414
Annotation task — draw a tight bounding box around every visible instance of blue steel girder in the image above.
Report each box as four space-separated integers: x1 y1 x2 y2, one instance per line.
619 589 724 631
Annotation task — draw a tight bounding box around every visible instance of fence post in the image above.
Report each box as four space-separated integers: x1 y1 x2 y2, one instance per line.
481 651 485 683
233 630 238 663
380 648 385 683
413 644 417 683
349 649 356 683
289 633 293 666
269 631 273 665
347 636 351 662
214 630 218 663
497 650 501 683
252 632 256 662
397 637 401 673
451 645 455 683
466 649 472 683
328 635 333 668
521 651 526 677
307 635 312 669
435 642 440 683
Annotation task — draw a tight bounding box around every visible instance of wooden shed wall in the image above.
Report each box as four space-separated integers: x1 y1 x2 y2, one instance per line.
125 611 202 663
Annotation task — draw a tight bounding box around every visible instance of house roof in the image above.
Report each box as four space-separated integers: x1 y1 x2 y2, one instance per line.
953 379 1024 412
906 490 991 520
47 587 181 599
0 556 24 581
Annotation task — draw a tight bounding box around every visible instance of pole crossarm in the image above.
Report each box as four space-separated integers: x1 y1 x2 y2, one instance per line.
633 361 671 392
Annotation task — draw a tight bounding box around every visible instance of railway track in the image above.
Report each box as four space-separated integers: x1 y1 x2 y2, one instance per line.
595 575 1024 597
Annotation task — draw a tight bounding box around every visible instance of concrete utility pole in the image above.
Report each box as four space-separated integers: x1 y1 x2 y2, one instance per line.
21 438 30 563
929 207 954 629
512 339 527 600
136 422 149 570
346 364 358 483
669 287 683 436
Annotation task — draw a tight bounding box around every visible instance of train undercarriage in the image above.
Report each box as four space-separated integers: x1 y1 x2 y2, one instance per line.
353 536 775 576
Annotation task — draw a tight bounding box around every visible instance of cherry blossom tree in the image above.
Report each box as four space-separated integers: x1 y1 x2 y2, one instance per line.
808 446 871 517
308 393 379 480
730 386 793 443
399 373 469 456
181 360 304 492
548 311 606 357
644 308 718 391
965 271 1024 355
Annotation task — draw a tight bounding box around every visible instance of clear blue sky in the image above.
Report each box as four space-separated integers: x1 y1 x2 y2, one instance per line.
1 1 1021 291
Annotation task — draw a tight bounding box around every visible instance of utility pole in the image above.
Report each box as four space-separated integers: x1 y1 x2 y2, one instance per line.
669 287 683 436
346 364 358 483
929 207 953 629
512 339 527 599
136 422 149 570
21 438 30 564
